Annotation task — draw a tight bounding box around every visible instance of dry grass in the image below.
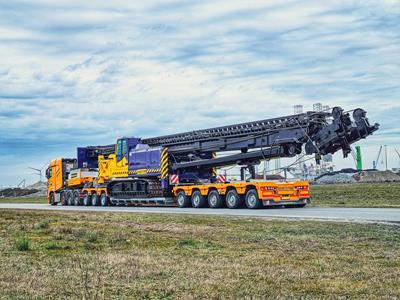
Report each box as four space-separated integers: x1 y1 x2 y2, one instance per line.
0 210 399 299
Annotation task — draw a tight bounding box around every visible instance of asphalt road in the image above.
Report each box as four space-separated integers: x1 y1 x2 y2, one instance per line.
0 203 399 223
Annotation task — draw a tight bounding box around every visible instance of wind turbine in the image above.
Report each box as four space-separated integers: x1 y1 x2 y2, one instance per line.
28 162 49 182
395 148 400 169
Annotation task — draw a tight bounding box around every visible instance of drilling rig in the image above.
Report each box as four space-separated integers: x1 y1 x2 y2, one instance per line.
46 106 378 209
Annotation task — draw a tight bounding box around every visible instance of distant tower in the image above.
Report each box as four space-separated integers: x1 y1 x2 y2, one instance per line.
294 105 303 114
313 103 322 112
294 105 305 177
322 105 330 112
274 158 281 175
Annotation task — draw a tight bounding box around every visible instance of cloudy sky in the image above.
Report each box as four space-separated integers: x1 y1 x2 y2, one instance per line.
0 0 399 186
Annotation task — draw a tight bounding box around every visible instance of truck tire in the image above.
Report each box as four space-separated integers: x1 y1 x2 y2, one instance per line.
208 190 224 208
100 193 109 207
73 190 81 206
66 191 74 206
176 191 190 208
91 193 100 206
83 193 91 206
225 189 243 209
245 189 262 209
61 192 68 206
191 190 207 208
49 193 56 206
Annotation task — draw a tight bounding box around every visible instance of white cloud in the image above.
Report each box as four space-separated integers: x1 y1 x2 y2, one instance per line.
0 0 399 185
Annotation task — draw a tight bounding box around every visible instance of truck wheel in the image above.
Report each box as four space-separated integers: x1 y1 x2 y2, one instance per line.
65 191 74 206
176 191 190 208
208 190 224 208
100 193 109 207
83 193 91 206
225 189 243 209
49 193 56 206
73 190 80 206
61 192 68 206
91 193 100 206
67 191 74 206
245 189 262 209
191 191 207 208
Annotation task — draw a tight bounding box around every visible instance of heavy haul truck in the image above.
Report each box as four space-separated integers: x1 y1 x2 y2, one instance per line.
46 107 378 209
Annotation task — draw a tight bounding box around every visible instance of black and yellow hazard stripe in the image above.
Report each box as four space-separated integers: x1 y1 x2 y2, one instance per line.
161 147 169 179
128 168 161 175
212 152 217 177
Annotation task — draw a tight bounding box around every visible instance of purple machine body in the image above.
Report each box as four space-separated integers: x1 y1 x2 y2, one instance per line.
76 137 213 190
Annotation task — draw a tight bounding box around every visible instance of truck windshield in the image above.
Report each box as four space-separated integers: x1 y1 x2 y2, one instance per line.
116 139 128 161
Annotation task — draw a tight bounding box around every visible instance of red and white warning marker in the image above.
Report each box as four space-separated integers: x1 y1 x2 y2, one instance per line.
216 175 227 183
170 174 179 185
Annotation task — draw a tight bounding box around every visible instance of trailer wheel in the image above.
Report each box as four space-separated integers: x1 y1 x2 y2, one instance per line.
73 190 80 206
191 191 207 208
91 193 100 206
245 189 262 209
176 191 190 208
208 190 224 208
60 192 68 206
100 193 109 207
83 193 91 206
225 189 243 209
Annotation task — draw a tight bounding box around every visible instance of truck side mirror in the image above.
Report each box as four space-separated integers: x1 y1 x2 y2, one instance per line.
45 168 50 179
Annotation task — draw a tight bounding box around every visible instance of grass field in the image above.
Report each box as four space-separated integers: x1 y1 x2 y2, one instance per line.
1 182 400 208
0 196 46 204
0 210 399 299
310 182 400 208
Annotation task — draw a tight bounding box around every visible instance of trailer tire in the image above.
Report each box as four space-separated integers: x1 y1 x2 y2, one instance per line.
245 189 262 209
191 190 207 208
91 193 100 206
100 193 109 207
61 192 68 206
83 193 91 206
225 189 243 209
73 190 80 206
208 190 224 208
176 191 190 208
